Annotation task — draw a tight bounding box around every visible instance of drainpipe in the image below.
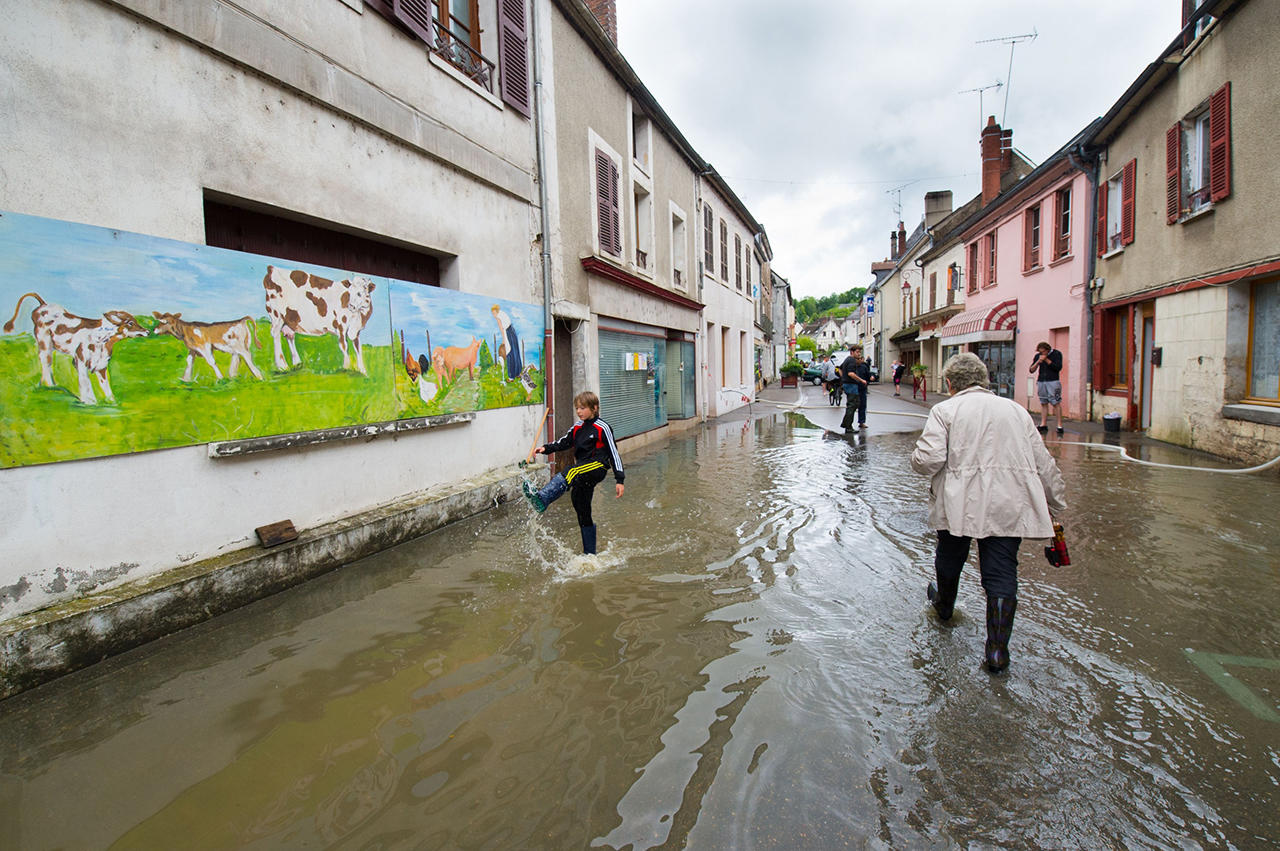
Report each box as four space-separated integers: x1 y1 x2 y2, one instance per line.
1069 141 1099 421
531 0 554 445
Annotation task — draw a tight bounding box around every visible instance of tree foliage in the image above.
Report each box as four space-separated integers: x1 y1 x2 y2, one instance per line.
795 287 867 324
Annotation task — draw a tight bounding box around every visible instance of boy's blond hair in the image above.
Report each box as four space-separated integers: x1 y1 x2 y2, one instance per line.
573 391 600 413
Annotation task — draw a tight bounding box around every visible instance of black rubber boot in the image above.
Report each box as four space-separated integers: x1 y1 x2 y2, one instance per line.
984 597 1018 673
927 574 958 621
581 524 597 555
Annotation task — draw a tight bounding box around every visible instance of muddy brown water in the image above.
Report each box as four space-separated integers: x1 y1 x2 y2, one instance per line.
1 407 1277 849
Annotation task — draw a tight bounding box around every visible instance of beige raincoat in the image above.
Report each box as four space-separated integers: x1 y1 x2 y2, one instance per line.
910 386 1067 539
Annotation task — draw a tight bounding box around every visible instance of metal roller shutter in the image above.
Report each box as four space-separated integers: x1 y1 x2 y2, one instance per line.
598 329 667 439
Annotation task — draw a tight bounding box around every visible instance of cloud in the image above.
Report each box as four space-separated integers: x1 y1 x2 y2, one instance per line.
617 0 1177 298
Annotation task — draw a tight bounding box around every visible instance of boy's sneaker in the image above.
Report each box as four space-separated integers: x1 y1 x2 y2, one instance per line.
1056 426 1064 436
522 481 546 513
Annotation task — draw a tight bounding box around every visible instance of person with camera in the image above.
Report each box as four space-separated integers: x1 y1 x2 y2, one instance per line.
910 353 1067 673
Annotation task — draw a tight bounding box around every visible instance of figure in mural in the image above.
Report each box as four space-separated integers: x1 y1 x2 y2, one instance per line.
151 312 263 381
3 292 149 404
491 303 523 382
262 266 376 374
432 337 481 386
522 390 625 555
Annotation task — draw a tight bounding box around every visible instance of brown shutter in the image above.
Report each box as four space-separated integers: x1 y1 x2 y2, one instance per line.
1096 180 1108 257
392 0 434 43
1209 82 1231 202
1166 123 1182 224
596 149 620 256
1121 158 1137 246
499 0 530 118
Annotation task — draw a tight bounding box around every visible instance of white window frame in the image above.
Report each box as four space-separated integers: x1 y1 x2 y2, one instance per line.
669 201 688 291
1105 170 1125 255
1182 106 1212 215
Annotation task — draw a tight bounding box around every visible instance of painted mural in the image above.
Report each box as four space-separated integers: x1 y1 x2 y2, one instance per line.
0 210 543 468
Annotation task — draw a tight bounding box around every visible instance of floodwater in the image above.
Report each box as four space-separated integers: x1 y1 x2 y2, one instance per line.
1 388 1278 850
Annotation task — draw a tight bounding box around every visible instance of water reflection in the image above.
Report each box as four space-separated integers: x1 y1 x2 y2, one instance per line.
0 413 1277 848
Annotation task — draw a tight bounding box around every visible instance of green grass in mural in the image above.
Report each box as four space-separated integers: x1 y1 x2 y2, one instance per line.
0 320 396 468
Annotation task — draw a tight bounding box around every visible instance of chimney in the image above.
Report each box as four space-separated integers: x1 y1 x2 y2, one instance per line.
585 0 617 43
924 190 953 229
897 221 907 257
981 116 1013 206
890 231 899 260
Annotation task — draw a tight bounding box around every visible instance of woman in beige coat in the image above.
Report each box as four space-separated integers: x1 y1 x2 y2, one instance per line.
910 352 1067 673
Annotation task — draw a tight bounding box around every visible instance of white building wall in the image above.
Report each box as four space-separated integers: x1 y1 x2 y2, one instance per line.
0 0 541 618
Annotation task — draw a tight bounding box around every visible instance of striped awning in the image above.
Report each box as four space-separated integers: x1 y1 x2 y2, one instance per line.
938 299 1017 344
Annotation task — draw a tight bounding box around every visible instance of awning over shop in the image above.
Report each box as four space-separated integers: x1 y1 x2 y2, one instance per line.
938 299 1017 345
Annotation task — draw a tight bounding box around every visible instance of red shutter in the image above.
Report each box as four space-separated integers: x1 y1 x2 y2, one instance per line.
392 0 434 43
498 0 531 118
1209 82 1231 202
1165 123 1182 224
595 150 619 256
1096 180 1108 257
1121 158 1137 246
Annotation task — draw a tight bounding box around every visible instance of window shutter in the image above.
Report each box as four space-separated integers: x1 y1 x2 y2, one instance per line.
1096 181 1108 257
498 0 531 118
392 0 434 44
703 206 714 271
1209 81 1231 202
1165 123 1182 224
1121 158 1137 246
596 150 620 256
1023 210 1034 271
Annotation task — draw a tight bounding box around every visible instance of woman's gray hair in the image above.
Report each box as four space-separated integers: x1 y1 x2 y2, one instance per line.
942 352 990 392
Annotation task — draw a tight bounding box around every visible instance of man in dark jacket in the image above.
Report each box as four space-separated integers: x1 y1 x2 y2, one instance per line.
839 344 872 431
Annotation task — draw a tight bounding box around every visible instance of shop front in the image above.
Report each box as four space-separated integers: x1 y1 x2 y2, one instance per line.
937 299 1018 399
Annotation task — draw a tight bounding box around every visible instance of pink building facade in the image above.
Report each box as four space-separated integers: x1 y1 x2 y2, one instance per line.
939 119 1095 420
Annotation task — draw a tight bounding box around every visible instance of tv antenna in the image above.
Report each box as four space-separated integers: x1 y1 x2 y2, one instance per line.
958 81 1003 132
976 29 1037 125
886 180 919 222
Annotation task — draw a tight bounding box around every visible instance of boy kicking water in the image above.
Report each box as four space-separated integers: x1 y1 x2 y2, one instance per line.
522 391 625 554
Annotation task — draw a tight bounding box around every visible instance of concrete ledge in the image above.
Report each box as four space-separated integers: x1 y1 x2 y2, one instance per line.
1222 404 1280 427
0 464 543 701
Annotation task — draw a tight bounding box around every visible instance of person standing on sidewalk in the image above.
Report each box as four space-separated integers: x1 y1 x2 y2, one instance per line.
1029 341 1064 436
911 353 1067 673
839 344 872 431
891 359 905 396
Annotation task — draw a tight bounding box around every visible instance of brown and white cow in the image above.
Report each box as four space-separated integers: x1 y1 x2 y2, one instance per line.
3 292 148 404
151 311 264 382
262 266 376 374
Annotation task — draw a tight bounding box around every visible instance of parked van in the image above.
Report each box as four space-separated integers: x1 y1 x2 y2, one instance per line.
795 350 814 365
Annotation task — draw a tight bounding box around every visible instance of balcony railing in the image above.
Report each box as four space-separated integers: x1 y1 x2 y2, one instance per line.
431 20 495 92
636 249 648 269
673 269 683 287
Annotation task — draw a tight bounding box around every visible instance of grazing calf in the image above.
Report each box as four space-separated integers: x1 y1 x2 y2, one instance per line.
262 266 376 374
3 292 148 404
151 311 264 382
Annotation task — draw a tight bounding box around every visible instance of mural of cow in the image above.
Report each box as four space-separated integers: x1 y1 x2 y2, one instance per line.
151 311 264 382
262 266 376 374
3 292 148 404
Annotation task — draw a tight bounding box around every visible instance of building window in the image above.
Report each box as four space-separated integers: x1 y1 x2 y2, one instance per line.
632 109 652 174
703 205 714 276
1248 278 1280 402
967 242 979 294
671 208 687 290
1100 307 1130 390
633 182 652 271
1167 83 1231 223
1053 185 1072 261
734 235 743 290
984 231 998 287
1098 159 1136 255
719 219 728 280
594 147 621 257
1023 203 1041 271
929 271 937 311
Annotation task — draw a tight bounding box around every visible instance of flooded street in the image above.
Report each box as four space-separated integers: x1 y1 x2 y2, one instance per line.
1 386 1278 849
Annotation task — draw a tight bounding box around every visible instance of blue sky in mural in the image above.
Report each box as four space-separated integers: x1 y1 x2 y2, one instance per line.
391 283 543 368
0 210 401 345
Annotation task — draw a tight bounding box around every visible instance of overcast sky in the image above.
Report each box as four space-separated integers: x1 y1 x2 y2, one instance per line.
615 1 1180 300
